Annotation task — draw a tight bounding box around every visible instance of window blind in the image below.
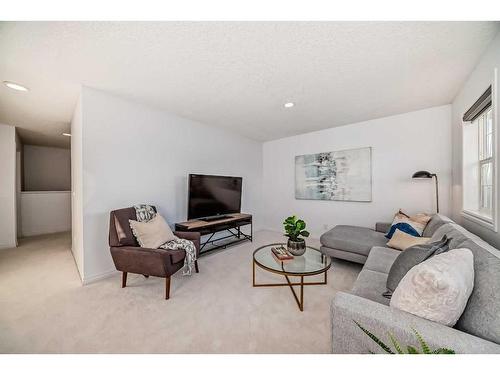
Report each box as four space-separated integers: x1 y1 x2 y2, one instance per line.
463 86 492 122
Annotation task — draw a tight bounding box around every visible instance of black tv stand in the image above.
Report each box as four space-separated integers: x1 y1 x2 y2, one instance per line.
175 213 252 255
201 215 231 222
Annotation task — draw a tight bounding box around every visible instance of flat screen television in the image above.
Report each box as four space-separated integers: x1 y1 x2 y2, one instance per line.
188 174 242 220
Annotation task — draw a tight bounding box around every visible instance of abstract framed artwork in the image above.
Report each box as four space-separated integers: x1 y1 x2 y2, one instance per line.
295 147 372 202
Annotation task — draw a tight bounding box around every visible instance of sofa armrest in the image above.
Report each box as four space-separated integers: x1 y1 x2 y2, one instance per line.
174 231 201 256
375 222 391 233
110 246 181 277
331 292 500 354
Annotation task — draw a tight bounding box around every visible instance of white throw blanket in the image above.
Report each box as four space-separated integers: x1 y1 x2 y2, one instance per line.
134 204 197 276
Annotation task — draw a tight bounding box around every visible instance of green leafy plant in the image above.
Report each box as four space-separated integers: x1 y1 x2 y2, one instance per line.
354 321 455 354
283 215 310 242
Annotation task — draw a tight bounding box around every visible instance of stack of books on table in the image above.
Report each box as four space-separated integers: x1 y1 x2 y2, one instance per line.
271 245 294 263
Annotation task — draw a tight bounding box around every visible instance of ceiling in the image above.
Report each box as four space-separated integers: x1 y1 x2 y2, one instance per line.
0 21 498 148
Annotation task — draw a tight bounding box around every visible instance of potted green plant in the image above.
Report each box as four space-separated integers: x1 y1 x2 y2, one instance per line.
354 321 455 354
283 215 310 255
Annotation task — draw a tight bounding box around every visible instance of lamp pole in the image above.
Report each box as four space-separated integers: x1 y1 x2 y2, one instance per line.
432 174 439 213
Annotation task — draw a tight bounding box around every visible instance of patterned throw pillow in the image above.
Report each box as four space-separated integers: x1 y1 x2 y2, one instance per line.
385 210 432 239
134 204 156 222
390 248 474 326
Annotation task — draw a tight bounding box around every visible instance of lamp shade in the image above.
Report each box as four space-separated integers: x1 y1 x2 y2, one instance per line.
412 170 433 179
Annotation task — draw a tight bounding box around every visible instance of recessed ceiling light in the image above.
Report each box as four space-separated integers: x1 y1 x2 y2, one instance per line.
284 102 294 108
62 133 71 137
3 81 29 92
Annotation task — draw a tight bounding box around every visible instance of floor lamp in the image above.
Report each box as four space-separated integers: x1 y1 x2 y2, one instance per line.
412 170 439 213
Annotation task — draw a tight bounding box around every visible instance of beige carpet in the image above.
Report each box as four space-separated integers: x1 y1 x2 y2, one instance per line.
0 230 361 353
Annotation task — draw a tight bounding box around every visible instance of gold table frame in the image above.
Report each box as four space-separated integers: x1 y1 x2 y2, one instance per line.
252 244 331 311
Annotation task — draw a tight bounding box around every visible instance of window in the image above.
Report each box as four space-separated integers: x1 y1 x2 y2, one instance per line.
462 86 496 229
478 107 493 216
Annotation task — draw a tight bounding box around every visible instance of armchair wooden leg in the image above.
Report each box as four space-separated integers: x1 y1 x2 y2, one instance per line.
122 272 127 288
195 260 199 273
165 276 171 300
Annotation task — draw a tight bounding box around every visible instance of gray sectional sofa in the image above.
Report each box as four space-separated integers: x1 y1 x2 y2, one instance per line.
320 214 500 353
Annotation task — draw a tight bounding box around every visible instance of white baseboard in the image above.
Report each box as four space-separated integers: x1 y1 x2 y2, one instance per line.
0 243 17 250
82 269 119 285
21 228 72 238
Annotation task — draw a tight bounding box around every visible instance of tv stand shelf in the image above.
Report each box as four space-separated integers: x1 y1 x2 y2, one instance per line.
175 213 252 255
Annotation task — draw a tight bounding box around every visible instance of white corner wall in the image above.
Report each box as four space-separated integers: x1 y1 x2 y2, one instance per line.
71 94 84 280
451 31 500 248
262 106 452 237
76 87 263 283
0 124 17 249
20 191 71 237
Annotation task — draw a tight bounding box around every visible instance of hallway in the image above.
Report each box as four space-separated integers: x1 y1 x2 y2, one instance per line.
0 232 80 351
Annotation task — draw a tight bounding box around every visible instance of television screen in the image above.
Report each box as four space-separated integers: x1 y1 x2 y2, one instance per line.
188 174 242 220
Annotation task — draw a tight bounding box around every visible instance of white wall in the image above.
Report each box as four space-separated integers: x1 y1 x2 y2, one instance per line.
24 145 71 191
0 124 17 249
262 106 452 237
71 93 84 280
20 191 71 237
16 151 21 238
451 31 500 248
15 131 22 239
76 87 263 283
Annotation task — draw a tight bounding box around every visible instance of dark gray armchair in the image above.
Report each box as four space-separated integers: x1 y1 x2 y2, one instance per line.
108 206 200 299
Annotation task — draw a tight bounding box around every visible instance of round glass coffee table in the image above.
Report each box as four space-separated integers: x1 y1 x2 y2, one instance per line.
252 243 331 311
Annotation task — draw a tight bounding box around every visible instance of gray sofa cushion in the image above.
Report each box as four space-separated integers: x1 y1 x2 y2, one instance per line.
422 214 453 237
320 246 368 264
431 223 471 249
364 246 399 274
455 238 500 345
351 269 390 306
375 222 392 233
384 235 451 298
320 225 388 257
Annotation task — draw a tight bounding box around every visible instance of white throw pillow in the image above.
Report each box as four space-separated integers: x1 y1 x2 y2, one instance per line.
129 214 176 248
390 248 474 326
